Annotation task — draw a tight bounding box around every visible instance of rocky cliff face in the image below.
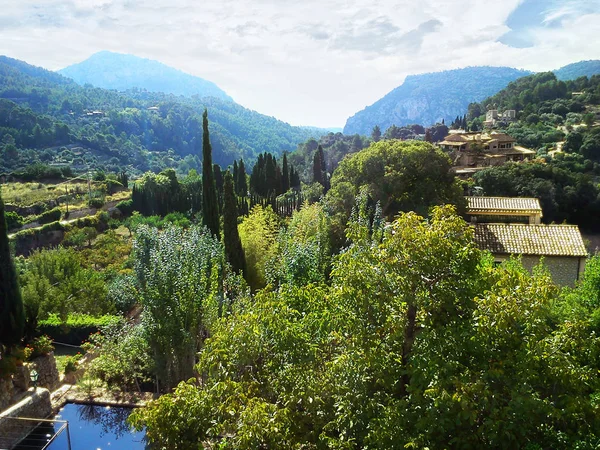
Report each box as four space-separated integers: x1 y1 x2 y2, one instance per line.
344 66 531 136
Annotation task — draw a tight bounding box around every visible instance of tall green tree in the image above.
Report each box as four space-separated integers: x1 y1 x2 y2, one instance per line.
233 160 239 193
371 125 381 142
223 171 246 275
201 109 220 239
0 192 25 350
313 145 327 189
238 159 248 196
282 152 290 193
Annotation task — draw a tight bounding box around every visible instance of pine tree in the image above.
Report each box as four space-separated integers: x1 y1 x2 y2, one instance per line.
372 125 382 142
282 152 290 193
238 159 248 196
223 171 246 275
201 109 220 239
0 192 24 350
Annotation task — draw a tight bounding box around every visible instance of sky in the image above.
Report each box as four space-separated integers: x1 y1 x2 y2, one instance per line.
0 0 599 127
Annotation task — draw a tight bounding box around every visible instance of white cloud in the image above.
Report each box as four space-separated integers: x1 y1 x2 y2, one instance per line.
0 0 598 127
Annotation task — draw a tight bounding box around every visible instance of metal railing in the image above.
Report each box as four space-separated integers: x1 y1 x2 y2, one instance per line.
0 417 71 450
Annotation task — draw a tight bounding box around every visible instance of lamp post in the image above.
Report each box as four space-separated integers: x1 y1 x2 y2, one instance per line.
30 369 39 391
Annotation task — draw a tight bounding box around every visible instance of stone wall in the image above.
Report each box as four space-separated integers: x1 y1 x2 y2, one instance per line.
521 256 582 287
26 352 60 392
0 353 59 412
0 388 52 449
0 378 13 412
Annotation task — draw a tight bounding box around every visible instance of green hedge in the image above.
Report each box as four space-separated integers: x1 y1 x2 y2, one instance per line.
37 207 62 224
38 314 122 345
115 199 134 216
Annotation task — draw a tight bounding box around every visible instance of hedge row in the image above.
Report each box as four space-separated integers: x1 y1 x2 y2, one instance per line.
38 314 122 345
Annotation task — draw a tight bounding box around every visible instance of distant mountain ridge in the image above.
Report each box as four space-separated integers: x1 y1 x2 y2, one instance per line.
344 60 600 136
59 51 232 102
344 67 531 135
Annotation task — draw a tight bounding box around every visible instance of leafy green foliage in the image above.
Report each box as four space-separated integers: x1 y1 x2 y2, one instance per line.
130 207 600 449
87 321 153 391
266 202 331 288
326 140 464 219
19 247 112 340
132 224 228 389
238 205 280 291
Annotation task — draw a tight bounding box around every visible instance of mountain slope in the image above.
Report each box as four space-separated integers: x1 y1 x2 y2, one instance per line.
554 60 600 81
344 67 531 135
0 56 323 174
59 51 232 102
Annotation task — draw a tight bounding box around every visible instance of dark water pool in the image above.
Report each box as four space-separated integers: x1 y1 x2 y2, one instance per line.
14 403 147 450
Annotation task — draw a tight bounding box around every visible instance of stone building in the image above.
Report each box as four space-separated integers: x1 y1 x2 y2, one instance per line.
438 131 535 170
465 196 542 224
473 223 588 286
484 109 516 127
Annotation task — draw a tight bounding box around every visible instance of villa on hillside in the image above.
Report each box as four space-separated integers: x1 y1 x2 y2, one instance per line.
438 131 535 172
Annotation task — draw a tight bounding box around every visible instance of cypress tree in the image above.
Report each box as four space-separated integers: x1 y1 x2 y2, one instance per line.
238 159 248 196
265 154 277 195
313 147 323 186
201 109 220 239
0 192 24 350
223 171 246 275
233 160 239 194
282 152 290 193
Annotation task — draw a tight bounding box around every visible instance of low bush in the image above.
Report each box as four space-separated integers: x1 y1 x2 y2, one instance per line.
5 211 24 230
37 207 62 224
115 199 134 216
88 197 105 208
31 335 55 357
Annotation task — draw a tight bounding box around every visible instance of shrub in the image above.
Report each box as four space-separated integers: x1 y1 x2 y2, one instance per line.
37 207 61 224
63 354 81 374
5 211 24 230
31 335 54 357
115 199 134 216
88 197 105 208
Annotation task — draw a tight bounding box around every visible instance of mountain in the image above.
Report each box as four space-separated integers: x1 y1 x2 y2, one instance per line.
344 67 531 135
553 60 600 81
59 51 232 102
0 56 324 174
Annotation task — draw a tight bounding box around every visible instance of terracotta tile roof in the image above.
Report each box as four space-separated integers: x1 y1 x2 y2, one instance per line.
473 223 588 257
466 197 542 215
489 132 516 142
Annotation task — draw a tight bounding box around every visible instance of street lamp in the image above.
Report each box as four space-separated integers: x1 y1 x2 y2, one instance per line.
30 369 39 390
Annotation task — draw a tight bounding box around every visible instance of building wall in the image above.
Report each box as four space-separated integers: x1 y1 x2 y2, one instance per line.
495 254 584 286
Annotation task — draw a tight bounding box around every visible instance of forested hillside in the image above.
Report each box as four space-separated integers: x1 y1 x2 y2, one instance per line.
0 56 323 175
554 60 600 81
59 51 233 101
344 66 530 135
